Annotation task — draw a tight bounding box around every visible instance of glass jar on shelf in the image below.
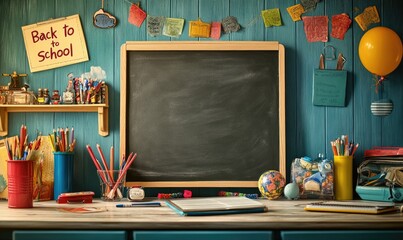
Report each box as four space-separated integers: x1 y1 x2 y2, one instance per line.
51 90 60 104
37 88 45 104
43 88 50 104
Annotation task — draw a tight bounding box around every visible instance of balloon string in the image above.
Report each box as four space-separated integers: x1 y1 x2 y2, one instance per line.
375 76 385 94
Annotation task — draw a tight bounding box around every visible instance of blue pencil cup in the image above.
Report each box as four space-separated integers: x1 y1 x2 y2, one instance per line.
53 152 74 200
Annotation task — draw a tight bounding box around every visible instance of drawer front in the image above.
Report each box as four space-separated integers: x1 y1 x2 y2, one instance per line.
133 231 273 240
281 230 403 240
13 230 127 240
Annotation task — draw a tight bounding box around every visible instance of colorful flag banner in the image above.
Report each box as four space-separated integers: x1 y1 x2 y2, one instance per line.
261 8 282 27
163 18 185 38
302 16 328 42
331 13 352 40
222 16 241 34
147 16 165 37
300 0 320 12
287 4 305 22
210 22 222 40
128 4 147 27
189 19 211 38
354 6 380 31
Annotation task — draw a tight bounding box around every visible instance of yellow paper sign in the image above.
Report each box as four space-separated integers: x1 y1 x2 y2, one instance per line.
22 14 89 72
189 19 211 38
287 4 305 22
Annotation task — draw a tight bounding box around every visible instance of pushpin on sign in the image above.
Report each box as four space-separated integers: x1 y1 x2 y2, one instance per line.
22 14 89 72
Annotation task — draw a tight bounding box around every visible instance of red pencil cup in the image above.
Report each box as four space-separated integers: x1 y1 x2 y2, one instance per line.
7 160 34 208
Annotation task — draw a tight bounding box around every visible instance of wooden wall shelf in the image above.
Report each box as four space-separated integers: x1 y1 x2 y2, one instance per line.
0 104 109 136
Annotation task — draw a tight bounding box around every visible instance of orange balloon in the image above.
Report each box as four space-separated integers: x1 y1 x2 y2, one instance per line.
358 27 403 77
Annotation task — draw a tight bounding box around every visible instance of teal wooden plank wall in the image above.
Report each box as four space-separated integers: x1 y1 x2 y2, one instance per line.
0 0 402 194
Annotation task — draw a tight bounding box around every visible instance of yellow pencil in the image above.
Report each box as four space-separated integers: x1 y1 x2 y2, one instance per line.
48 134 56 152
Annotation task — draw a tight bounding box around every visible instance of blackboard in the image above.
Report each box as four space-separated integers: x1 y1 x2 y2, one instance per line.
120 42 285 187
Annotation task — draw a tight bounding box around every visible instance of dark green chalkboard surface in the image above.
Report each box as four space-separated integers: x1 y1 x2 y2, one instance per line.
120 42 285 187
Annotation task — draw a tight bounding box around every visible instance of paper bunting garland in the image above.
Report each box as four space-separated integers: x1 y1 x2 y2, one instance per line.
147 16 165 37
128 3 147 27
287 4 305 22
302 16 328 42
222 16 241 34
121 0 354 42
354 6 380 31
261 8 282 27
331 14 352 40
163 18 185 38
189 19 211 38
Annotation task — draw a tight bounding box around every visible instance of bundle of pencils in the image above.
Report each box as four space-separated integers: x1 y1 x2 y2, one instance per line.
49 128 76 152
86 144 137 200
5 124 41 160
330 135 359 156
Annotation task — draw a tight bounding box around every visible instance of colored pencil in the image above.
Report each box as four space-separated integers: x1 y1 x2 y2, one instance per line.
96 144 114 183
86 144 108 185
107 153 137 199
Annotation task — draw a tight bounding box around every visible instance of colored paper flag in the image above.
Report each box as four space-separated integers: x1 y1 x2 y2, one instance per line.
210 22 221 40
163 18 185 38
300 0 320 12
261 8 282 27
302 16 328 42
331 13 352 40
189 19 211 38
354 6 380 31
287 4 305 22
222 16 241 34
147 16 165 37
128 4 147 27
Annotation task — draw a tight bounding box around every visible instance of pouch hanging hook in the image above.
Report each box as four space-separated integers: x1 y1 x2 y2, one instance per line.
322 45 336 61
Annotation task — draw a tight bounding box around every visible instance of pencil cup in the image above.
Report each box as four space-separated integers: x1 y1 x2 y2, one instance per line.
97 170 126 201
53 152 74 200
7 160 34 208
334 156 353 200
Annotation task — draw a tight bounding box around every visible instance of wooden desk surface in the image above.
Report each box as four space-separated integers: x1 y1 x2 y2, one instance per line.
0 199 402 230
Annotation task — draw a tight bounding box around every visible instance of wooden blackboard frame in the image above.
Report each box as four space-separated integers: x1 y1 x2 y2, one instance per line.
120 41 285 187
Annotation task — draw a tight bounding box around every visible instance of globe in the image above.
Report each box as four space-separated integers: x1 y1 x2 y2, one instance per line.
258 170 286 200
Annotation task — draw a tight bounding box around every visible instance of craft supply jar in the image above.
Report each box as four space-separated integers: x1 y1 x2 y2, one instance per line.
7 160 34 208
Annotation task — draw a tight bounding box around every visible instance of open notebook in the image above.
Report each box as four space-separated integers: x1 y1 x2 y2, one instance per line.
166 196 267 216
304 200 397 214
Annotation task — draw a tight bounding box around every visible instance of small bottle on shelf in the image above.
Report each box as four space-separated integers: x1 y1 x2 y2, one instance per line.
37 88 45 104
63 80 75 104
51 90 60 104
43 88 50 104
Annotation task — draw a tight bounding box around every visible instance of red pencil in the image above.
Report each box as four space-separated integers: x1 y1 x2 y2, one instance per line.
96 144 114 183
351 143 359 156
107 153 137 199
60 128 65 152
86 145 108 185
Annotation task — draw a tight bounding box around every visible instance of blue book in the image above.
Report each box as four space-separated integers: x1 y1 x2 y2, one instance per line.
166 197 267 216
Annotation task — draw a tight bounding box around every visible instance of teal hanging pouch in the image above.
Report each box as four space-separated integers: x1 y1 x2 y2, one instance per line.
312 52 347 107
